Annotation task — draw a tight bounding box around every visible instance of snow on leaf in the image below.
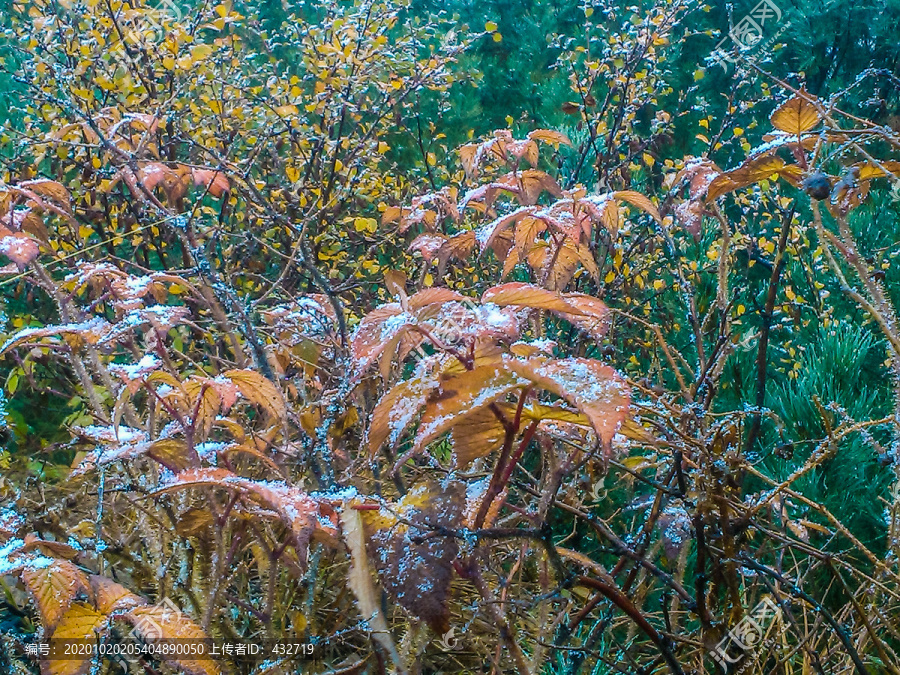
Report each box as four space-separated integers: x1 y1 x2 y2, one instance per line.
402 365 529 466
156 468 337 567
553 293 611 341
770 92 821 135
367 374 440 457
408 233 447 260
0 318 111 355
43 603 107 675
125 604 221 675
475 206 535 252
108 354 161 393
0 233 40 266
481 282 584 314
350 303 414 376
340 506 406 674
613 191 662 223
224 369 285 419
23 559 90 631
360 481 464 635
506 357 629 448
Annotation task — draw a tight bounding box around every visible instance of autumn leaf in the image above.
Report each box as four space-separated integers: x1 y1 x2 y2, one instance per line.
190 167 230 198
528 129 573 147
341 506 406 673
402 364 529 465
156 468 337 566
43 603 106 675
224 369 285 419
0 233 41 266
367 374 440 457
507 357 629 447
770 92 821 135
89 575 146 615
126 603 221 675
359 482 464 634
451 405 507 468
613 191 662 223
481 282 585 314
854 160 900 181
23 560 90 631
350 303 415 376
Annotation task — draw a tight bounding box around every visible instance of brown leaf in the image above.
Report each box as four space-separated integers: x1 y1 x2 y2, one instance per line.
350 303 414 376
481 282 584 314
42 603 106 675
16 179 72 213
224 369 285 419
89 575 146 615
407 288 466 310
438 230 476 265
361 482 464 634
126 603 221 675
23 560 90 631
451 405 507 468
475 206 536 252
518 169 563 205
367 374 440 457
770 92 821 135
190 168 230 198
383 269 408 297
507 357 629 447
157 468 336 567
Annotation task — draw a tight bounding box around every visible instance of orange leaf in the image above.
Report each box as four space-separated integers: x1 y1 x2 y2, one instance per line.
126 603 221 675
554 293 611 341
224 369 285 419
613 191 662 223
407 287 466 310
23 560 90 631
190 168 230 198
527 129 573 147
770 93 821 135
405 365 528 462
481 282 584 314
507 357 629 446
89 575 146 615
349 304 414 376
451 405 507 468
43 603 107 675
367 374 440 457
0 233 40 266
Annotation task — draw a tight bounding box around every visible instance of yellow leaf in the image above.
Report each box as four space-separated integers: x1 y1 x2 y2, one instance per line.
770 92 821 135
224 370 285 419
